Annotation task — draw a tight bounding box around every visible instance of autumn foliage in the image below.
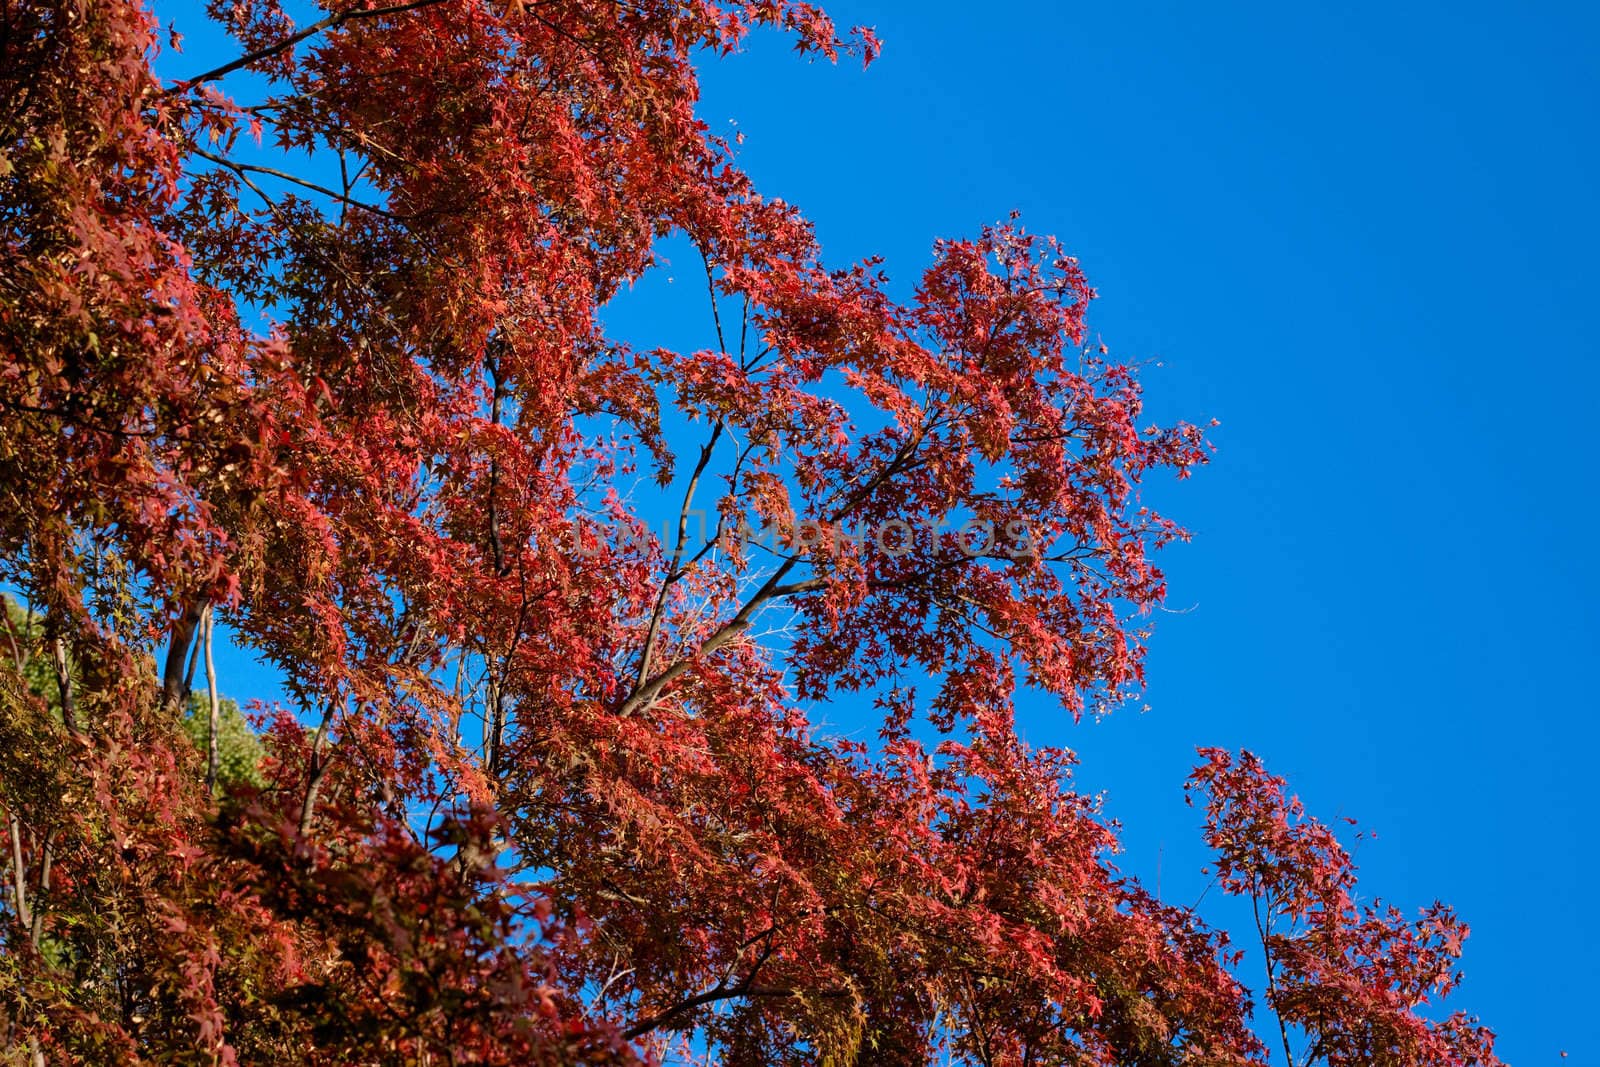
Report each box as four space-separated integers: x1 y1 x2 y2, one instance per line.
0 0 1499 1063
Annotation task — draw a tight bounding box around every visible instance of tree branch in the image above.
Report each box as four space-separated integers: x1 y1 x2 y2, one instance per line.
622 983 829 1041
161 599 205 714
49 634 76 734
616 412 938 717
5 811 32 940
634 421 723 692
170 0 452 90
617 554 796 718
189 146 405 221
299 698 339 835
202 605 221 793
1252 887 1297 1067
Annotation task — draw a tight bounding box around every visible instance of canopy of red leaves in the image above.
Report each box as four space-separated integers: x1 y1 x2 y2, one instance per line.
0 0 1498 1063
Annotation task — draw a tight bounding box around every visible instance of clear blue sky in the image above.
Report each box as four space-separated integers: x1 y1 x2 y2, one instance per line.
187 0 1596 1059
671 1 1593 1060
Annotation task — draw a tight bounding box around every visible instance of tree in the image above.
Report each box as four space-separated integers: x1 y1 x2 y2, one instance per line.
1187 750 1499 1067
0 0 1499 1063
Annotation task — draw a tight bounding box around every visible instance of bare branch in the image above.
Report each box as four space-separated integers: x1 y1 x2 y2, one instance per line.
634 421 723 692
202 605 221 793
5 811 32 939
189 146 405 221
49 634 76 734
298 698 339 835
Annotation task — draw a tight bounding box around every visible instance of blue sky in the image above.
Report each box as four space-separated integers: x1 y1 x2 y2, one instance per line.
183 0 1596 1059
668 1 1592 1060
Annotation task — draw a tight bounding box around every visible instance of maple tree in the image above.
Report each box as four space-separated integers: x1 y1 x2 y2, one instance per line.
0 0 1501 1063
1187 750 1499 1067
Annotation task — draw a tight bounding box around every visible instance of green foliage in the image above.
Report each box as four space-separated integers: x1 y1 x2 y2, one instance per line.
181 693 267 792
6 595 265 792
2 595 55 706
